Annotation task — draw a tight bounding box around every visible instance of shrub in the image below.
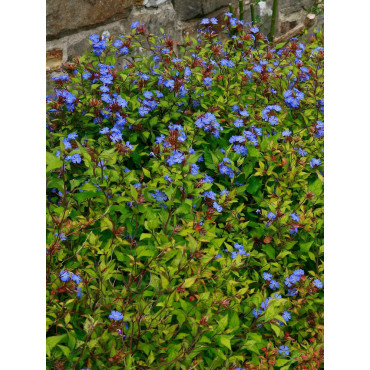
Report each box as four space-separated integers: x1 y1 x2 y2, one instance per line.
46 14 324 369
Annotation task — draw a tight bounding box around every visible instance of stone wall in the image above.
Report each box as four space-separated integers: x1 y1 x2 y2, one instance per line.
46 0 323 91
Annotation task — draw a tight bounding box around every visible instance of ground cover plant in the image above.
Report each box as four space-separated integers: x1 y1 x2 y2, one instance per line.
46 13 324 369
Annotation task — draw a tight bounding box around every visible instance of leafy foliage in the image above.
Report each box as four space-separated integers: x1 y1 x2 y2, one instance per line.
46 15 324 369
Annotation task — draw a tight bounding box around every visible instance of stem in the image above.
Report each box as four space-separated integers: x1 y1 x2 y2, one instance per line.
239 0 244 21
270 0 279 42
250 4 255 24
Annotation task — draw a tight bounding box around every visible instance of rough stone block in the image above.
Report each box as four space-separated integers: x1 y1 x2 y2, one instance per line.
66 21 126 60
172 0 234 21
143 0 168 7
278 0 315 16
46 48 63 71
46 0 134 40
280 20 297 34
126 2 178 37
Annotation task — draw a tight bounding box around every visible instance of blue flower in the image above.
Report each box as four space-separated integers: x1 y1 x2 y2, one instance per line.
76 287 83 298
267 212 276 220
282 130 292 137
220 59 235 68
202 174 214 183
284 88 305 109
310 158 321 168
213 202 223 213
164 79 175 89
167 150 185 166
119 46 129 55
82 72 91 80
155 134 165 144
262 105 282 125
203 191 217 200
55 232 66 241
109 310 124 321
110 132 122 143
66 154 82 164
100 127 110 134
282 311 291 322
278 345 290 356
195 113 222 138
220 189 229 197
191 164 200 175
164 175 172 182
290 226 298 234
131 21 140 29
143 91 153 99
151 190 168 202
315 120 324 137
313 279 323 288
263 272 273 281
250 26 259 33
229 135 245 144
113 39 123 48
298 148 307 156
290 213 300 222
139 106 150 117
219 161 234 178
269 280 279 290
71 273 82 284
234 119 243 128
233 144 248 155
59 270 70 282
203 77 213 86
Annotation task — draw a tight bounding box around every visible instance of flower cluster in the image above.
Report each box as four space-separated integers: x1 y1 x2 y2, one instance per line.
47 13 324 369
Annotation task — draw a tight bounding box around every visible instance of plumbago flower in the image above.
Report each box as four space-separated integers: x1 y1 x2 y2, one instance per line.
46 13 323 369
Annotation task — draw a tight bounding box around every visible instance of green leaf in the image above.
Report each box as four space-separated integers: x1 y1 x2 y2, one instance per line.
276 359 290 366
58 345 71 357
300 241 313 253
46 334 67 356
271 323 282 337
309 178 323 196
229 311 240 330
137 249 155 258
219 335 232 350
130 185 138 201
183 276 197 288
161 275 169 289
217 314 228 332
263 245 276 259
46 152 63 171
246 177 262 194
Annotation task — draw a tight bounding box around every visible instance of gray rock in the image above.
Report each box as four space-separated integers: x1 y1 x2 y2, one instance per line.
278 0 315 16
125 2 178 37
144 0 168 7
66 21 126 60
46 0 133 40
172 0 235 21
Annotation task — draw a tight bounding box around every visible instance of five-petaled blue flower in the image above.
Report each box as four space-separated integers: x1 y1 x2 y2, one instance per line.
310 158 321 168
313 279 323 288
109 310 124 321
279 345 290 356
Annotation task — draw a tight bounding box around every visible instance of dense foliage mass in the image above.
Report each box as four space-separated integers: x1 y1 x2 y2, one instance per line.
46 14 324 369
